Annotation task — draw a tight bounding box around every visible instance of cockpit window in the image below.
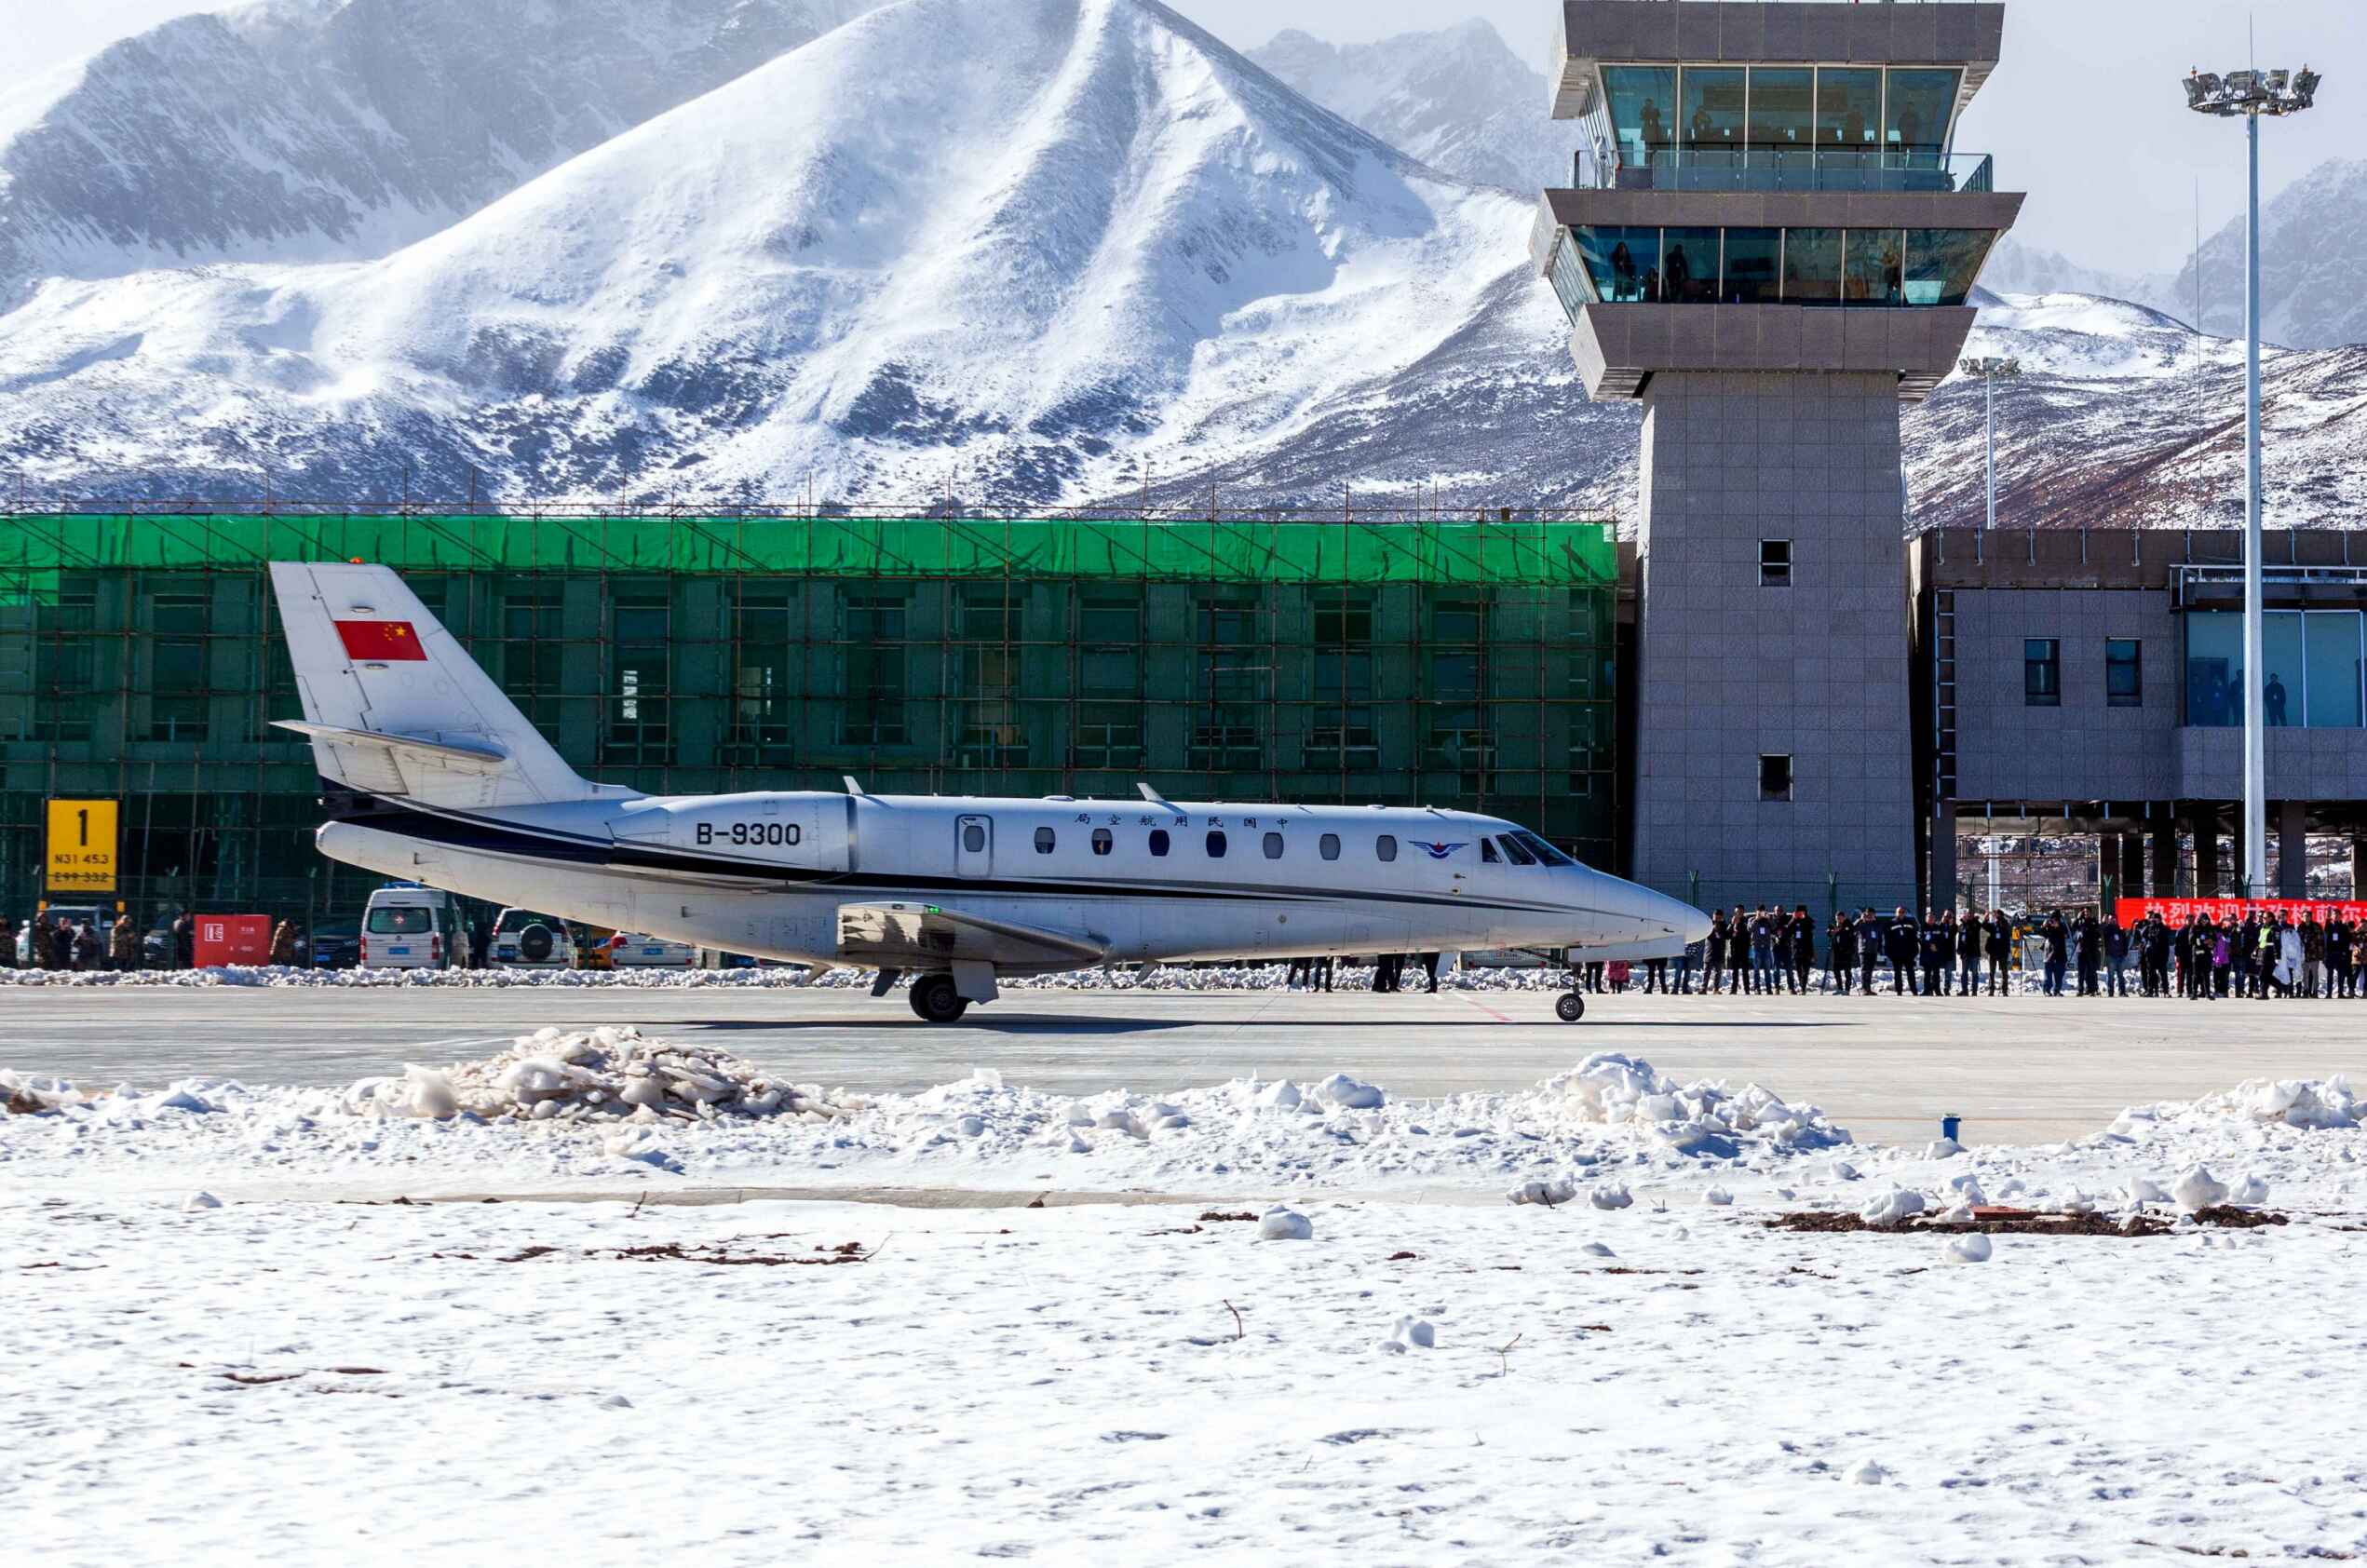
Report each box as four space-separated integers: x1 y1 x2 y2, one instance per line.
1480 839 1501 864
1515 831 1576 867
1498 834 1538 866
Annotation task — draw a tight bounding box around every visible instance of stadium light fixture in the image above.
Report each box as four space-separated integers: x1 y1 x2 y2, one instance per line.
2184 60 2322 898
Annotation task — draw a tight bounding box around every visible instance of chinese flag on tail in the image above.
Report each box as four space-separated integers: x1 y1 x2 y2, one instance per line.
334 620 429 661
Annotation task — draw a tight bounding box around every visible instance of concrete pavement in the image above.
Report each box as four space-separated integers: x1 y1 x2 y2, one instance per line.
2 984 2358 1146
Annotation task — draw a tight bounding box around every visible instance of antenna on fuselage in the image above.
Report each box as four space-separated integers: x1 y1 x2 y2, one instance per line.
1136 781 1181 812
843 776 866 796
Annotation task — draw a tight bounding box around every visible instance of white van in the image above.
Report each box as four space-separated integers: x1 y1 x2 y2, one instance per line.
490 907 578 968
359 884 468 969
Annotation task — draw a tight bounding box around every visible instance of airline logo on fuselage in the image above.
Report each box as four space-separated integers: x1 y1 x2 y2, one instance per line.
1413 841 1466 859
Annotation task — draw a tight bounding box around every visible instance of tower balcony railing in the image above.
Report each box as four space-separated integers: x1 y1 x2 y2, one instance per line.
1574 147 1994 196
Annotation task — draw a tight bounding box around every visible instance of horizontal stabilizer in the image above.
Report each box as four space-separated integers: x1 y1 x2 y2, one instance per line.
837 902 1105 970
273 721 510 777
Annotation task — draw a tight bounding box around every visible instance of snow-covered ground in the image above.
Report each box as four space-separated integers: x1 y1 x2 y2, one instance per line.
8 1027 2364 1563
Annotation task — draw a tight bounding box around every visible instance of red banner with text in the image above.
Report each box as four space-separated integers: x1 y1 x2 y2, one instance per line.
2117 897 2367 927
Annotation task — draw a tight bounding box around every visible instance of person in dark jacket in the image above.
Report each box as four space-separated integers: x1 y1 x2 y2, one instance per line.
2330 915 2355 999
1789 905 1816 994
1985 908 2013 994
2040 911 2069 996
71 920 101 970
1748 906 1779 994
1725 909 1748 994
1827 912 1856 994
1884 906 1919 995
1856 908 1882 995
1955 911 1982 994
49 917 76 971
171 911 195 969
109 915 140 971
1704 911 1730 994
1918 912 1949 997
2103 916 2130 996
1419 952 1440 994
2074 912 2102 996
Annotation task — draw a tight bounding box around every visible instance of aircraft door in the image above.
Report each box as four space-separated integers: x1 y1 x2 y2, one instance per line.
955 815 992 878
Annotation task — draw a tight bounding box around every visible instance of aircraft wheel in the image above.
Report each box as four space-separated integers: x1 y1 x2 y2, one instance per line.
910 973 970 1023
1555 992 1587 1023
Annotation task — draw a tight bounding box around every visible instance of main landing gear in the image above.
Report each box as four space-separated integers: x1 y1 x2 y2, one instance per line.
1555 991 1588 1023
908 972 971 1023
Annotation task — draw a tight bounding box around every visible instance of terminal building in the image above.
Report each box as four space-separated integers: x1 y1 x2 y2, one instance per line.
0 511 1618 923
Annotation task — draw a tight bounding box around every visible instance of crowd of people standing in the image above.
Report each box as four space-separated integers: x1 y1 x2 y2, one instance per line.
1588 903 2367 1000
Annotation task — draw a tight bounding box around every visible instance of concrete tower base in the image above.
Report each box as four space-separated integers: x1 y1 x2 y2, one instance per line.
1630 371 1918 917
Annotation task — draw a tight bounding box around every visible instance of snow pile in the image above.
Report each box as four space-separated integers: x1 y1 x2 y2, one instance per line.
1514 1053 1848 1155
342 1026 853 1125
2117 1076 2362 1134
1257 1206 1314 1241
0 961 1573 993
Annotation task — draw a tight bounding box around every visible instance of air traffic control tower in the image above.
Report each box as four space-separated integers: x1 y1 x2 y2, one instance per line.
1531 1 2022 915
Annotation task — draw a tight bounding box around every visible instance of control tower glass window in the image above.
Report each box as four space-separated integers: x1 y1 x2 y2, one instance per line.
1604 66 1677 166
1885 70 1961 162
1782 228 1843 304
1817 69 1883 154
1662 228 1719 304
1747 68 1814 155
1723 228 1780 304
1682 67 1745 159
1905 230 1991 307
1843 229 1903 304
1577 225 1659 304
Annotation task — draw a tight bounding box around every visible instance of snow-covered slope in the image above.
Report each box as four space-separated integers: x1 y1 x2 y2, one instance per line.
1977 238 2178 323
1248 20 1578 193
0 0 1616 510
1903 291 2367 531
0 0 882 292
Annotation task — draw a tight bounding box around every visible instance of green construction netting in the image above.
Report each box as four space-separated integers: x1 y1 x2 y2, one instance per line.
0 514 1616 593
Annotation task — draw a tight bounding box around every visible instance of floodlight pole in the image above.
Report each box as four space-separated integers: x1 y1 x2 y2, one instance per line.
2188 63 2320 897
1983 371 1999 534
2241 107 2266 899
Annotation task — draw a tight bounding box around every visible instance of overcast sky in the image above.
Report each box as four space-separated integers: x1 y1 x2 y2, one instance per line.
16 0 2357 276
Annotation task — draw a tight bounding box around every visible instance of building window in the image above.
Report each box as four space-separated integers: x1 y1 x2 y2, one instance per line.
1760 540 1792 588
2106 639 2143 708
1760 754 1793 802
1034 826 1056 855
2024 639 2062 707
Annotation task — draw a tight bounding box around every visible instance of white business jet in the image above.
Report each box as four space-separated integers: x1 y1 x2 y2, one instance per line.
270 561 1708 1023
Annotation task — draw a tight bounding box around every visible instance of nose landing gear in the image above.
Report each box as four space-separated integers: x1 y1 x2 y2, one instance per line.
1555 990 1587 1023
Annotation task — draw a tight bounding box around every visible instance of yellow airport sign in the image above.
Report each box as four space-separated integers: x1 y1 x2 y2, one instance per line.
46 798 118 893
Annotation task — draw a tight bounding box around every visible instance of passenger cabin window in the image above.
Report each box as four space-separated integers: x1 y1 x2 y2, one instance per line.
1376 835 1399 863
1091 828 1114 856
1319 833 1341 861
962 823 986 853
1149 830 1170 857
1500 835 1538 866
1480 839 1501 864
1206 831 1228 858
1263 832 1284 859
1034 826 1056 854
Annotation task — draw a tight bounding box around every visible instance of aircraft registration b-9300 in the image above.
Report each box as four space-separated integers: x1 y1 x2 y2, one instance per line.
269 561 1710 1023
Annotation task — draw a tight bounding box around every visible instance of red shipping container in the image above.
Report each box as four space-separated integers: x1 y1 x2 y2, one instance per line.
195 914 274 968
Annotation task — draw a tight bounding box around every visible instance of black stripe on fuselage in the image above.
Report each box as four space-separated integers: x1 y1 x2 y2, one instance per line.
327 793 1603 918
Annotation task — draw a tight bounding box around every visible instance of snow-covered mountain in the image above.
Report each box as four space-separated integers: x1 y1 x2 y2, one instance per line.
2161 158 2367 351
0 0 2361 528
1247 20 1580 193
0 0 882 292
1978 238 2178 322
0 0 1617 510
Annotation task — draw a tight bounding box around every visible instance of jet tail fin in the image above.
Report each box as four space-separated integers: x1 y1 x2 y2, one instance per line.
268 561 602 808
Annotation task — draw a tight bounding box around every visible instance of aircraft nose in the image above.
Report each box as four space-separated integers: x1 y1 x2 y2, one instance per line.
1608 878 1708 945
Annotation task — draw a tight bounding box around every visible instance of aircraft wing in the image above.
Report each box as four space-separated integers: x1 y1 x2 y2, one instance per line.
836 902 1105 969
